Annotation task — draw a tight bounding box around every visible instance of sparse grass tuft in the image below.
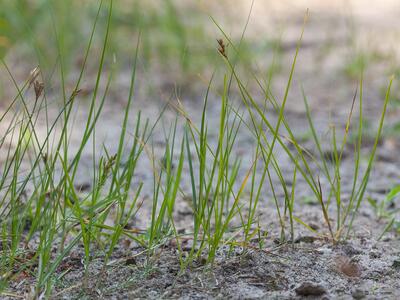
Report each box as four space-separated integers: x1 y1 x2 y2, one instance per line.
0 1 396 298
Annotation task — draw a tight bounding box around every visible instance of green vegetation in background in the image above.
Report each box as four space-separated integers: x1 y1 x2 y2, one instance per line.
0 1 87 62
0 0 274 93
368 185 400 240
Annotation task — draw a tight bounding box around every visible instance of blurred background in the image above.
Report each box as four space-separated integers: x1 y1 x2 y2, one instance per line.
1 0 400 117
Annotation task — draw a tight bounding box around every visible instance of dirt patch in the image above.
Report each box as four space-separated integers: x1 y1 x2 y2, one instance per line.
8 223 400 299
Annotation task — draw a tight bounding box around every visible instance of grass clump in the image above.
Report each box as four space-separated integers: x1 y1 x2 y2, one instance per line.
0 2 395 298
213 10 393 242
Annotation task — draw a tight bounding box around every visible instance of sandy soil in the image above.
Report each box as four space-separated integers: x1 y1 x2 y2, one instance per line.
2 0 400 299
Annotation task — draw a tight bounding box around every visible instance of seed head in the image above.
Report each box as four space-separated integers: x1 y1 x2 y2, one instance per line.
217 38 227 58
34 80 44 100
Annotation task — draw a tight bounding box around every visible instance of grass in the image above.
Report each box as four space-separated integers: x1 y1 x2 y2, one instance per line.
0 1 396 298
0 0 267 93
368 185 400 239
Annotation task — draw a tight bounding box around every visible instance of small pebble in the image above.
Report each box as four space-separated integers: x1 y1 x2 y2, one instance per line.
352 288 366 299
295 282 326 296
335 255 361 277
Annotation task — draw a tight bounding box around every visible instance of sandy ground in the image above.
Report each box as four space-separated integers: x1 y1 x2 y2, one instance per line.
2 0 400 299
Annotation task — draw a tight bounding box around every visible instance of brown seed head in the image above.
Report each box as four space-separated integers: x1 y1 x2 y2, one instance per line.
34 80 44 100
217 38 227 58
